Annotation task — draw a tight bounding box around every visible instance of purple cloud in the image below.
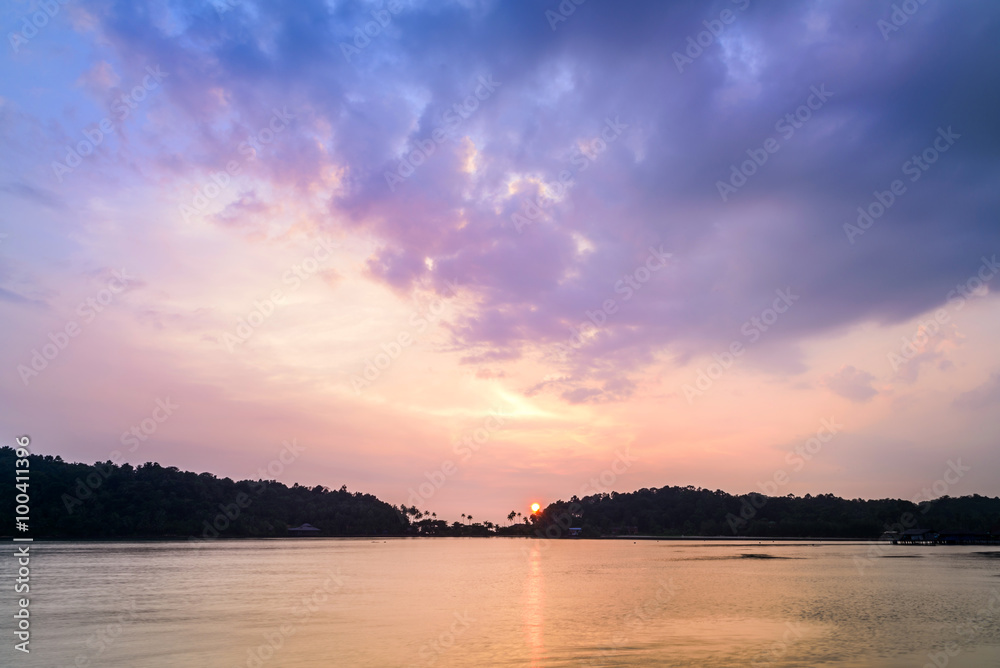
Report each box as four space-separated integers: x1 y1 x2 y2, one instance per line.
824 365 879 403
954 373 1000 410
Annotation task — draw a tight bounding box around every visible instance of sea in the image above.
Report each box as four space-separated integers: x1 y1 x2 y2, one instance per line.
2 538 999 667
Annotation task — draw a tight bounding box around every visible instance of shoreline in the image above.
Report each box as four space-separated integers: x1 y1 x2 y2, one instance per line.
8 535 995 545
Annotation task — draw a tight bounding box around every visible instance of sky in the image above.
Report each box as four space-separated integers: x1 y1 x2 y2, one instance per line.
1 0 999 524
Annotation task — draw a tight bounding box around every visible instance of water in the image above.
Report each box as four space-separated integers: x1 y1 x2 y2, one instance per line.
3 539 1000 667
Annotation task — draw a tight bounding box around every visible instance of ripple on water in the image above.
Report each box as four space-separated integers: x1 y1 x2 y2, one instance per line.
677 553 802 561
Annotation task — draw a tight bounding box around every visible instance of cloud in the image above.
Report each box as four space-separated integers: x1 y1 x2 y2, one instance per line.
63 0 1000 385
954 373 1000 410
823 365 879 403
0 181 65 209
3 0 1000 523
4 0 1000 407
567 376 637 405
526 373 637 405
0 286 42 306
211 190 279 235
77 60 121 94
892 323 964 384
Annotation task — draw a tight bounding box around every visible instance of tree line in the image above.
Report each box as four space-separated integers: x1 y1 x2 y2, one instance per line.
4 447 998 540
531 485 1000 538
0 447 407 538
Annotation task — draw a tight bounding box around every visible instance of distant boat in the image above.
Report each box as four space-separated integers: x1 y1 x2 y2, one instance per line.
288 523 320 535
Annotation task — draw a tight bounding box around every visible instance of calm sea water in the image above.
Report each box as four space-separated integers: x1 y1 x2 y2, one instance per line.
2 539 999 667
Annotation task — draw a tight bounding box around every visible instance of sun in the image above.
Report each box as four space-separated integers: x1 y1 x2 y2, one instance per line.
530 503 541 513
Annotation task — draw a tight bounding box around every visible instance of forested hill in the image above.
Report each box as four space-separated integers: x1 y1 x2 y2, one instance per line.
6 447 1000 540
534 486 1000 538
0 447 408 539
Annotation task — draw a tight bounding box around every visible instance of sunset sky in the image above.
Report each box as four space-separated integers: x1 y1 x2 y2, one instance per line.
2 0 999 523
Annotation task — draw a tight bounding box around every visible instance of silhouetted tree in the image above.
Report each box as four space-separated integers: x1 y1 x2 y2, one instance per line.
524 486 1000 539
0 447 408 538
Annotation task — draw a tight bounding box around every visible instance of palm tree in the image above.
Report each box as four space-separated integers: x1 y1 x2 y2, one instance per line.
507 510 517 525
461 513 467 523
468 515 473 524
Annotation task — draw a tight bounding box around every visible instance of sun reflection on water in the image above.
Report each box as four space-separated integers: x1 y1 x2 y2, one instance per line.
524 543 545 666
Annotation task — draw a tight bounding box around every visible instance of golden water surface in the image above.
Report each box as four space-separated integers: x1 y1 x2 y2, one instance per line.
3 539 1000 667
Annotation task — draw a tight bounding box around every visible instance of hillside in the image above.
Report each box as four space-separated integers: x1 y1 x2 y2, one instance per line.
531 486 1000 538
0 447 408 539
6 447 999 541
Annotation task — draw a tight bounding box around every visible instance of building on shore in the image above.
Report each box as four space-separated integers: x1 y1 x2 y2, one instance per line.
289 523 321 535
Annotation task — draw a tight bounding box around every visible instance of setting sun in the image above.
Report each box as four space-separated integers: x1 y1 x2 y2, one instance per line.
530 503 541 513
